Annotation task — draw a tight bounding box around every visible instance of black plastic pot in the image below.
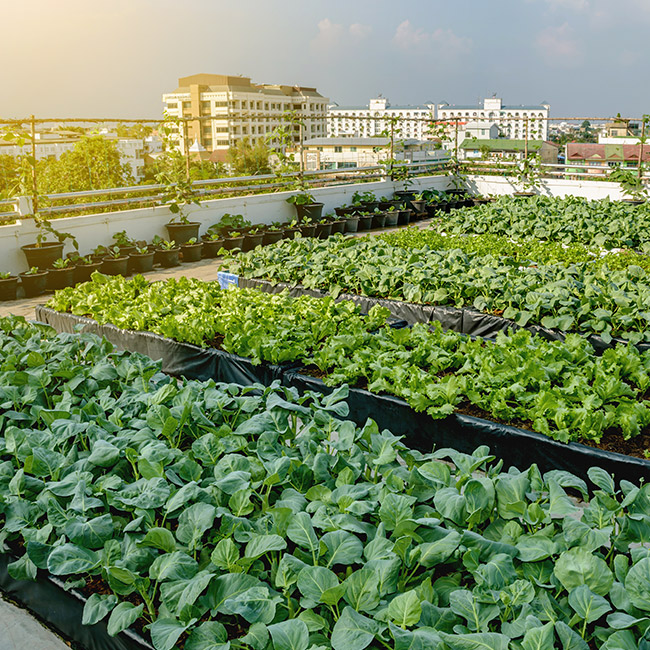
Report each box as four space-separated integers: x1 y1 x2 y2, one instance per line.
299 224 317 238
101 256 129 276
357 215 374 231
165 221 200 245
371 212 387 229
425 204 439 218
242 233 264 252
283 228 301 240
394 190 416 203
330 220 346 235
344 217 360 233
202 239 225 258
74 262 103 284
379 201 400 211
47 267 75 290
222 236 244 250
360 200 380 212
19 271 49 297
315 222 332 239
180 242 203 262
262 231 284 246
622 199 645 206
129 252 155 273
397 209 412 225
21 242 64 269
0 276 18 301
295 203 324 221
334 206 355 217
385 211 399 227
410 199 427 213
157 248 181 267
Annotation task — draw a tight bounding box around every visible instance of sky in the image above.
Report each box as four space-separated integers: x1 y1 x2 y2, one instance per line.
2 0 650 121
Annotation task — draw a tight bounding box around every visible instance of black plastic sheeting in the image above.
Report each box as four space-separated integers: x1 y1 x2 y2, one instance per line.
35 306 650 484
282 369 650 484
238 277 650 354
0 554 151 650
35 306 290 386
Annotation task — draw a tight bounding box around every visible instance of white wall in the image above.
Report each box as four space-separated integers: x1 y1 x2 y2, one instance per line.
0 175 450 274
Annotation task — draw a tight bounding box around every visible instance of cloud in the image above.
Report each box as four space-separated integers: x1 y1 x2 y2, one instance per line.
535 23 584 66
544 0 589 10
349 23 372 39
392 20 472 59
310 18 344 52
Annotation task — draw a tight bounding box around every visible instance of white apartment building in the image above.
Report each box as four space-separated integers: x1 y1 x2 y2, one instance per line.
327 97 435 140
0 131 146 180
162 74 329 158
437 97 550 141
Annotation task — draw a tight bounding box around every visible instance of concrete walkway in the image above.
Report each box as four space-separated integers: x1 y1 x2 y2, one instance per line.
0 595 70 650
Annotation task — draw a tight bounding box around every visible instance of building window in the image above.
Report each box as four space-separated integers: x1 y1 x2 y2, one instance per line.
334 146 342 152
349 147 357 152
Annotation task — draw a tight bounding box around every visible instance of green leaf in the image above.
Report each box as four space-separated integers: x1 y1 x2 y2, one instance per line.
244 533 287 559
521 622 555 650
47 543 100 575
149 551 198 582
625 557 650 611
413 530 461 567
297 566 340 603
176 502 216 549
439 632 511 650
321 530 364 567
185 621 230 650
554 621 589 650
387 590 422 627
223 586 279 624
587 467 615 494
449 590 500 632
568 584 611 622
107 602 144 637
379 493 416 530
267 619 310 650
211 538 240 570
554 547 614 596
343 568 381 612
82 593 118 625
331 606 381 650
515 534 557 562
149 618 191 650
64 514 114 549
286 512 319 557
139 527 177 554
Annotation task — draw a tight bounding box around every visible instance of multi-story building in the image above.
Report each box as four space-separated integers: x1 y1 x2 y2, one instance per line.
297 137 448 171
162 74 329 158
437 97 550 141
327 97 435 140
459 138 559 163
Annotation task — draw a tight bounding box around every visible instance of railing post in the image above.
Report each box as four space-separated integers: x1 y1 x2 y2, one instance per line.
17 195 34 217
30 115 39 216
182 118 191 183
637 118 646 179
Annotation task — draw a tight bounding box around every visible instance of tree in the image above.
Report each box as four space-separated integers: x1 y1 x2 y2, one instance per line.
227 137 272 176
116 123 154 139
36 135 133 193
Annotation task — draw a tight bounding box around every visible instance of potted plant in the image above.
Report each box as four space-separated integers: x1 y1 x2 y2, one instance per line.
157 165 202 244
286 191 324 221
243 227 265 251
222 231 245 251
397 203 413 226
371 209 387 229
91 245 109 263
299 218 317 238
101 246 130 276
208 213 252 237
262 222 285 246
351 190 379 212
202 232 225 258
180 237 203 262
112 230 137 256
357 211 374 231
21 216 78 269
156 239 181 267
314 218 332 240
327 213 346 235
0 272 18 301
48 257 75 291
410 192 428 214
129 245 155 274
19 266 49 297
283 220 302 239
74 255 103 283
343 212 360 233
385 205 400 227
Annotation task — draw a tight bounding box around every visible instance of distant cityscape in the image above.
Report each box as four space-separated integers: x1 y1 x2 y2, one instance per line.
1 71 647 181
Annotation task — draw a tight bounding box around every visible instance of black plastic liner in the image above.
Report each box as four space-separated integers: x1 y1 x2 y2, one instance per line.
283 369 650 484
238 277 650 354
35 306 289 386
35 306 650 483
0 554 151 650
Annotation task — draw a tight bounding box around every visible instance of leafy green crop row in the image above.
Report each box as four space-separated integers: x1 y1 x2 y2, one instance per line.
227 235 650 344
439 195 650 251
379 229 650 272
47 276 650 444
2 316 650 650
47 274 390 363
